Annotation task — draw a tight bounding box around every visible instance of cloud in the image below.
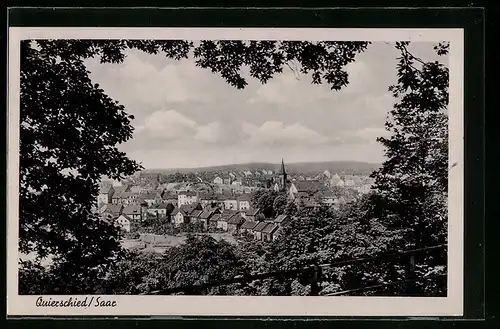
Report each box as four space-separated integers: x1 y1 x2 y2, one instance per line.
338 127 391 145
86 50 218 111
135 110 222 144
194 122 222 143
241 121 329 147
247 68 334 106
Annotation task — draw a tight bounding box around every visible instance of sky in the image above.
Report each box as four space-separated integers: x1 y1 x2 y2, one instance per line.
85 41 447 169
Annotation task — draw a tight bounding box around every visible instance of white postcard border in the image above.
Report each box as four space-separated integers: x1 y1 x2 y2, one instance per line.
7 27 464 317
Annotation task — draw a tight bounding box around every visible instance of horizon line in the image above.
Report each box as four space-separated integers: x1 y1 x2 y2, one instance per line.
141 159 382 171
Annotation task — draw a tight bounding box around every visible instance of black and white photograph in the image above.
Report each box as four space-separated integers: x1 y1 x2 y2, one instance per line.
7 27 464 316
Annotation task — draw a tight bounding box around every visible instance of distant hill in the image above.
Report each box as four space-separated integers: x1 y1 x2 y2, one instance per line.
143 161 381 176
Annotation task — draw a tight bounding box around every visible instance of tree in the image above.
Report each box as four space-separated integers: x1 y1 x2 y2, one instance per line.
371 42 449 249
19 39 370 293
369 41 449 296
272 194 288 216
149 235 244 295
19 41 143 293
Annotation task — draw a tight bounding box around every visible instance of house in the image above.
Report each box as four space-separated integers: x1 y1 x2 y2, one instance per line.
147 203 169 217
244 208 262 221
213 176 223 185
289 180 327 201
97 185 115 205
216 212 236 231
223 197 238 210
99 203 123 218
320 191 337 207
200 193 219 209
227 214 245 234
172 207 191 227
161 192 178 205
252 221 269 241
237 195 251 211
222 175 232 185
154 189 165 202
274 214 290 227
122 205 142 221
115 214 132 232
329 174 344 187
116 191 139 205
190 209 203 223
141 191 157 207
199 209 219 230
262 223 279 242
177 191 199 207
344 179 356 187
231 179 243 186
210 214 221 231
113 185 131 194
240 220 258 235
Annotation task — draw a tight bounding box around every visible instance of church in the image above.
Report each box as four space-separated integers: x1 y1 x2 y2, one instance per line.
273 159 289 193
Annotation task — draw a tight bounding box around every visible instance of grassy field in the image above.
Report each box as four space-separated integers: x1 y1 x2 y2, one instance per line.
122 232 239 253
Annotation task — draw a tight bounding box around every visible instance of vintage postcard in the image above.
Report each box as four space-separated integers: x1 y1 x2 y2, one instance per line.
7 27 464 317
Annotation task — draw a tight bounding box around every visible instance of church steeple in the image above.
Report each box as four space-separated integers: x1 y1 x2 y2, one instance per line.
280 158 287 191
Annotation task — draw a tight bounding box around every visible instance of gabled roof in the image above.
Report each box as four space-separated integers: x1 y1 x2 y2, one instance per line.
172 207 189 216
218 212 236 222
117 213 132 222
262 223 279 234
245 208 260 216
274 214 289 223
122 205 141 215
200 210 213 219
253 221 268 232
241 220 258 230
150 203 169 209
113 185 130 194
101 204 123 215
179 205 194 214
227 215 245 225
113 191 137 199
191 210 203 218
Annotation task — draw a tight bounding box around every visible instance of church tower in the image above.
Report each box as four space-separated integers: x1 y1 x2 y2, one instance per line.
280 158 287 191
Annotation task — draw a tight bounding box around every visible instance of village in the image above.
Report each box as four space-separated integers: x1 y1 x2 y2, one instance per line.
95 160 375 250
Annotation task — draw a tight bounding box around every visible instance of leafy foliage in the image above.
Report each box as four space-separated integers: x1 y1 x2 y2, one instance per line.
371 41 449 250
250 189 289 218
19 38 447 297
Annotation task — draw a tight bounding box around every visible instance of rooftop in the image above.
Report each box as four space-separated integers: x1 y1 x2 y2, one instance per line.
241 220 258 230
227 215 245 225
262 223 279 234
274 214 289 223
123 205 141 215
253 221 268 232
